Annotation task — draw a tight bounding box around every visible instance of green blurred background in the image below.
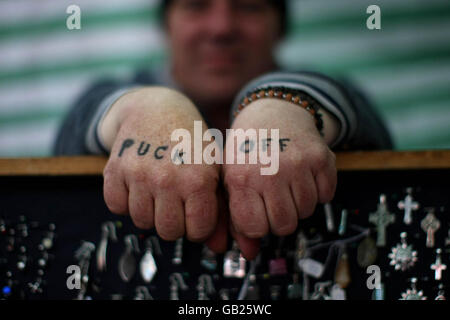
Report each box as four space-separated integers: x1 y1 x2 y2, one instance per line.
0 0 449 156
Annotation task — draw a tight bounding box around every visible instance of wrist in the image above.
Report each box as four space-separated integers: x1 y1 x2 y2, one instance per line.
99 87 200 151
233 96 340 147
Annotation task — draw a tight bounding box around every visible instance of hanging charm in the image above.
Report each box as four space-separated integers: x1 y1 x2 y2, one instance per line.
134 286 153 300
369 194 395 247
435 284 446 300
169 272 188 300
400 278 427 300
357 235 378 268
388 232 418 271
287 273 302 300
200 245 217 271
172 238 183 265
334 246 351 289
338 209 348 236
330 283 346 300
140 236 161 283
431 248 447 281
244 274 260 300
74 241 96 300
269 250 288 276
323 203 335 232
118 234 140 282
96 221 117 272
196 274 215 300
397 187 419 225
223 241 246 278
298 257 325 279
310 281 332 300
293 231 308 272
421 209 441 248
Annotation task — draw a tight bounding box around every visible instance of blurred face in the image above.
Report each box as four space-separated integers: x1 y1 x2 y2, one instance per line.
165 0 282 108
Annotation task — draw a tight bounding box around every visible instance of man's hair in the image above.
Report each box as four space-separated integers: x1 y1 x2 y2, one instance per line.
160 0 288 36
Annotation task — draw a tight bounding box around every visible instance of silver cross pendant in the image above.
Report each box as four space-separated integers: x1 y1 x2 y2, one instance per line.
431 248 447 280
397 188 419 225
369 194 395 247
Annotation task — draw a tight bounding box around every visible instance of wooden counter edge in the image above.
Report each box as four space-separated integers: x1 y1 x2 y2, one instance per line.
0 150 449 176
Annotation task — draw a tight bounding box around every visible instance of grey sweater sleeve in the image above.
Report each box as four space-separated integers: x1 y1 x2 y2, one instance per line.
53 79 132 156
230 71 393 151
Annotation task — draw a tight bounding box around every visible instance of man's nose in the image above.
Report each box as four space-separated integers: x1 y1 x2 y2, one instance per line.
204 1 238 38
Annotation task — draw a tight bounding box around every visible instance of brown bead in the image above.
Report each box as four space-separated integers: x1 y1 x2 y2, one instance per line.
259 90 266 98
302 100 309 108
243 97 250 105
251 93 258 101
268 90 275 97
285 93 293 101
293 96 301 104
238 104 244 111
275 91 282 97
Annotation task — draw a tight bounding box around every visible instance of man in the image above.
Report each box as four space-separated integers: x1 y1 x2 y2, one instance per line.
54 0 391 262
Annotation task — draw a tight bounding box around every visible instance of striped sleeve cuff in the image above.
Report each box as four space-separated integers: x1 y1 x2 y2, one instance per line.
230 71 358 148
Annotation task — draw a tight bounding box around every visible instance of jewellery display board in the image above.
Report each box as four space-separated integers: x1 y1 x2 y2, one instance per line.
0 151 449 300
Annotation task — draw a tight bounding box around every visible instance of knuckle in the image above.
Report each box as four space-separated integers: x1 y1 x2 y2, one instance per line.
127 165 149 184
225 172 251 189
150 170 173 189
189 174 215 193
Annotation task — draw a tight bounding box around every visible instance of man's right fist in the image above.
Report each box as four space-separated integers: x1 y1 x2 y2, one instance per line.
100 87 221 242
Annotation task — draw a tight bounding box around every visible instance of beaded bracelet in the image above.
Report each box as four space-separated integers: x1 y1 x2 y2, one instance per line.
233 86 324 134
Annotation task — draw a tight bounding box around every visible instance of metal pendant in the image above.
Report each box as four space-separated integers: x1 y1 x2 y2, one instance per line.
369 194 395 247
244 274 259 300
435 284 446 300
400 278 427 300
388 232 418 271
196 274 215 300
223 241 246 278
310 281 332 300
298 257 325 279
134 286 153 300
269 257 288 276
169 272 188 300
172 238 183 265
139 237 161 283
334 249 351 289
357 236 378 268
397 188 419 225
431 248 447 281
200 245 217 271
293 231 308 272
140 250 157 283
118 234 140 282
330 284 346 300
421 209 441 248
287 274 302 300
96 221 117 272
